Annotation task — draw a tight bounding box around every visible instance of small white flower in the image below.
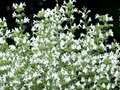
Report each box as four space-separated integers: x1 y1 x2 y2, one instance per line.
76 81 80 86
52 73 58 80
23 17 30 23
90 24 95 30
100 43 105 49
3 22 7 27
64 88 68 90
114 71 119 77
12 12 16 17
37 79 42 84
92 59 96 65
13 3 18 9
82 25 86 29
83 68 87 73
70 85 75 89
111 84 115 88
72 0 76 2
0 18 2 22
14 36 19 44
9 45 16 50
81 50 87 56
13 2 26 9
82 13 85 18
80 19 83 23
95 75 99 80
71 44 76 49
47 81 50 86
60 40 65 49
88 17 92 22
65 76 71 83
0 37 5 44
81 77 85 82
105 14 113 21
108 16 113 21
0 65 10 70
92 84 97 88
95 14 99 19
77 45 81 50
109 29 113 36
88 78 91 82
102 83 106 88
73 8 78 12
107 83 110 89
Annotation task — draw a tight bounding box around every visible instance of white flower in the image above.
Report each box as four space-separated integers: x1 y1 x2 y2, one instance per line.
12 3 18 9
100 43 105 49
70 85 75 89
71 44 76 49
0 37 5 44
0 18 2 23
47 81 50 86
107 83 110 90
62 53 70 63
37 79 42 84
88 17 92 22
111 84 115 88
64 88 68 90
23 17 30 23
64 76 71 83
12 12 16 17
82 13 85 18
52 73 58 80
14 36 19 44
81 50 87 56
108 16 113 21
102 83 106 88
114 71 119 77
61 68 68 75
5 30 11 37
95 14 99 19
105 14 113 21
92 84 97 88
60 40 65 49
95 75 99 80
76 81 80 86
83 68 87 73
82 25 86 29
9 45 16 50
12 80 20 84
88 78 91 82
109 29 113 36
73 8 78 12
13 2 26 9
80 19 83 23
77 45 81 50
81 77 85 82
0 65 10 70
59 7 65 13
3 22 7 27
90 24 95 30
92 59 96 65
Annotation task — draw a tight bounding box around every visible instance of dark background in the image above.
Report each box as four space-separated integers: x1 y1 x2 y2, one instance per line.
0 0 120 42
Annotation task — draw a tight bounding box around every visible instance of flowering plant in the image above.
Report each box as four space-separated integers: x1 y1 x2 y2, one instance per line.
0 0 120 89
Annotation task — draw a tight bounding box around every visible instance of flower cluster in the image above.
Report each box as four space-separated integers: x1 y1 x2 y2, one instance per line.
0 0 120 90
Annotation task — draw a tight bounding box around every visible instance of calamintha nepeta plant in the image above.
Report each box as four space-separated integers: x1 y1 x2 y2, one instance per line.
0 0 120 89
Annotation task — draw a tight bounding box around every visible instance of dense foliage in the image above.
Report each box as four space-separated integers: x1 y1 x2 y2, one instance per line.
0 0 120 89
